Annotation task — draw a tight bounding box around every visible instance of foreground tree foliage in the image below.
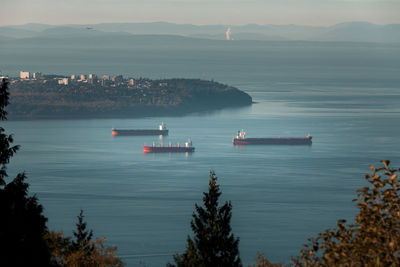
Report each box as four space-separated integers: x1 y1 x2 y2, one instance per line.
171 171 242 267
0 78 19 186
0 78 52 266
249 252 282 267
292 160 400 266
46 210 124 267
253 161 400 267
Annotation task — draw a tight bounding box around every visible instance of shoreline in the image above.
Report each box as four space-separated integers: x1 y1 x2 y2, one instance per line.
6 103 252 121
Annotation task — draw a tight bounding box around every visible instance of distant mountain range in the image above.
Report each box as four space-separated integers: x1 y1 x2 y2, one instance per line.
1 21 399 43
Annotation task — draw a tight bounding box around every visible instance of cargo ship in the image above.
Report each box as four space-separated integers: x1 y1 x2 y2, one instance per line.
233 130 312 145
112 123 168 136
143 139 195 153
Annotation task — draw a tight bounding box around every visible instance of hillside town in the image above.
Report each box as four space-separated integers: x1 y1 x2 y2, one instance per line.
10 71 155 90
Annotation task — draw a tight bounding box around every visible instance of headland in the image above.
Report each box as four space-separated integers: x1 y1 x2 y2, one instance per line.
6 72 252 120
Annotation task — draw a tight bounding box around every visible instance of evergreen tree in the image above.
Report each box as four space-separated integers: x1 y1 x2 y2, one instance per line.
46 210 124 267
72 209 94 252
0 79 19 186
0 78 52 266
172 171 242 267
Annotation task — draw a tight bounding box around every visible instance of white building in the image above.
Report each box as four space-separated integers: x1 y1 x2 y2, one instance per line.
112 75 123 83
88 74 97 84
32 72 41 79
20 71 30 79
79 74 86 81
58 78 69 85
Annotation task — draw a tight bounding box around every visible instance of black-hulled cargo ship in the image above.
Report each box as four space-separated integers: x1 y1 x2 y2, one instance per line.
233 130 312 145
112 123 168 136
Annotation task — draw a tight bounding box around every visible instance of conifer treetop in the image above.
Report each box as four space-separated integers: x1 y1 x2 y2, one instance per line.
172 171 242 267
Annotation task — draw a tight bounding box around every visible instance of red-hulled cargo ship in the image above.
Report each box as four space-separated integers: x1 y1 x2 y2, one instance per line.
233 130 312 145
112 123 168 136
143 139 195 153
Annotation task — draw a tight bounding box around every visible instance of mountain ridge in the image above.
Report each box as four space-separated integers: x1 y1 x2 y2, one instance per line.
1 21 399 43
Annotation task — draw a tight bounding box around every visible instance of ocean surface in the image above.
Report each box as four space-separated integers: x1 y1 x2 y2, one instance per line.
3 40 400 266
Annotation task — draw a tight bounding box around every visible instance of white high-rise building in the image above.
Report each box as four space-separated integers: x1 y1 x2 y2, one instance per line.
20 71 30 79
88 74 97 84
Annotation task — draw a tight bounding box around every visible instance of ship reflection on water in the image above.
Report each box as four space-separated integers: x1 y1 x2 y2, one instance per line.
142 150 193 158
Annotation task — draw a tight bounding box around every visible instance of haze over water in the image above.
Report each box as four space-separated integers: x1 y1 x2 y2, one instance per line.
4 40 400 266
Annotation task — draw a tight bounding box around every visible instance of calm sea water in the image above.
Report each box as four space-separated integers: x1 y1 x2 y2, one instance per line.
3 40 400 266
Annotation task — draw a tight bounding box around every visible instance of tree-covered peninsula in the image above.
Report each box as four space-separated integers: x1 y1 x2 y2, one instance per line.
8 76 252 119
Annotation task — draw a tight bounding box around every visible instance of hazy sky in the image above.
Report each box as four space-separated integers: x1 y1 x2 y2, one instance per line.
1 0 399 26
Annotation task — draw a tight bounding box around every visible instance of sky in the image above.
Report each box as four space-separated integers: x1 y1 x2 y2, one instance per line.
1 0 400 26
